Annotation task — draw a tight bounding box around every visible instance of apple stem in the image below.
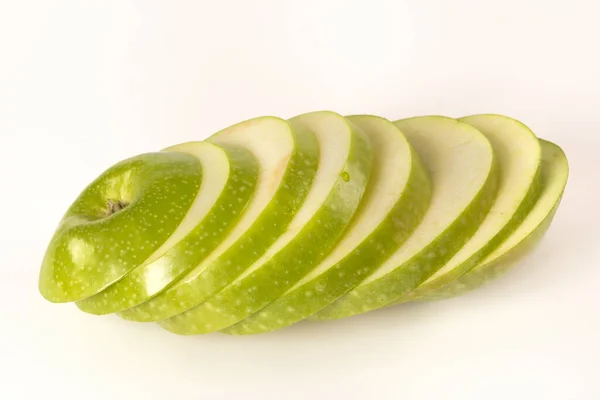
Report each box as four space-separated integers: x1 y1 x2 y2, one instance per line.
106 199 129 216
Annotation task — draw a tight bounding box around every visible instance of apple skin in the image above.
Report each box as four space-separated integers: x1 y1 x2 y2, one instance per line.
399 114 543 301
38 152 202 303
309 175 498 320
223 115 432 335
37 112 569 337
75 144 258 314
415 139 568 300
422 204 560 299
158 112 373 335
309 116 500 321
118 117 321 323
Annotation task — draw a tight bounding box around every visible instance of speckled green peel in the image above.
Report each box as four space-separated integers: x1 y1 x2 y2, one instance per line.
38 152 202 303
224 115 431 335
310 116 499 321
118 116 319 322
75 143 258 314
400 114 543 301
159 111 373 335
38 112 570 337
422 139 568 299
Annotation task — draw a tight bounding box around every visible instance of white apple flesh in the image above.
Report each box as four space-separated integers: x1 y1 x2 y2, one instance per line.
401 114 543 300
118 116 320 322
224 115 431 334
38 111 569 335
158 111 373 334
420 139 568 299
310 116 499 321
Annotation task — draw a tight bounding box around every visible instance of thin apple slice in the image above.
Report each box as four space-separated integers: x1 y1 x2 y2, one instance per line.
420 139 568 299
38 152 203 302
224 115 432 335
75 142 258 314
158 111 373 334
310 116 499 321
401 114 543 300
118 116 319 322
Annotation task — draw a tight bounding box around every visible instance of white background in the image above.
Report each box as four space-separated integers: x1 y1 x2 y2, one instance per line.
1 1 599 399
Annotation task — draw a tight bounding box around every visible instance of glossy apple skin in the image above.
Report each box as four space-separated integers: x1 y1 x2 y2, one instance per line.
75 144 258 314
309 117 500 321
401 115 543 300
224 116 432 335
418 140 568 300
119 118 321 323
39 152 202 303
158 116 373 335
423 204 560 299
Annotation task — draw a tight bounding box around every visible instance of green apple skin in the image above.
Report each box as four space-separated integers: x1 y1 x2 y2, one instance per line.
38 152 202 303
118 117 320 322
310 179 498 321
399 115 543 301
75 144 258 314
224 115 432 335
423 206 559 299
310 116 500 321
158 113 373 335
418 139 568 300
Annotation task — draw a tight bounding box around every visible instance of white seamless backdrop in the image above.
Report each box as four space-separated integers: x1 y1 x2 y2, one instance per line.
1 1 599 399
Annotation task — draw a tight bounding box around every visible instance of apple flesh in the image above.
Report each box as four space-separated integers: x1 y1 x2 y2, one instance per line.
224 115 432 335
158 111 373 334
310 116 499 321
419 139 568 299
118 116 320 322
37 111 569 336
400 114 543 301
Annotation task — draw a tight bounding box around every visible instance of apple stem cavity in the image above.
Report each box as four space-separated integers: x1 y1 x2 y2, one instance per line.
106 199 129 216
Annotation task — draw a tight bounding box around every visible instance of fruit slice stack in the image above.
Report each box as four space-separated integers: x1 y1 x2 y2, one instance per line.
39 112 569 335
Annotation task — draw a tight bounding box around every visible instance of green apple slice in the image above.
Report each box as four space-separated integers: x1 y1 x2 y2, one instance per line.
38 152 203 302
158 111 373 335
118 116 320 322
224 115 432 335
75 142 258 314
310 116 499 321
400 114 543 300
420 139 568 299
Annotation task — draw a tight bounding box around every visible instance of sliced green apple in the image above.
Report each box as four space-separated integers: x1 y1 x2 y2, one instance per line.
310 116 499 321
400 114 543 300
224 115 432 335
118 116 320 322
420 139 568 299
75 142 258 314
158 111 373 334
38 152 203 302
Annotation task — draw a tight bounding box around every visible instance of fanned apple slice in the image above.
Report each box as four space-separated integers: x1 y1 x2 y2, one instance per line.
402 114 542 300
158 111 373 335
118 116 319 322
421 139 568 299
310 116 498 321
75 142 258 314
39 152 203 302
224 115 431 335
